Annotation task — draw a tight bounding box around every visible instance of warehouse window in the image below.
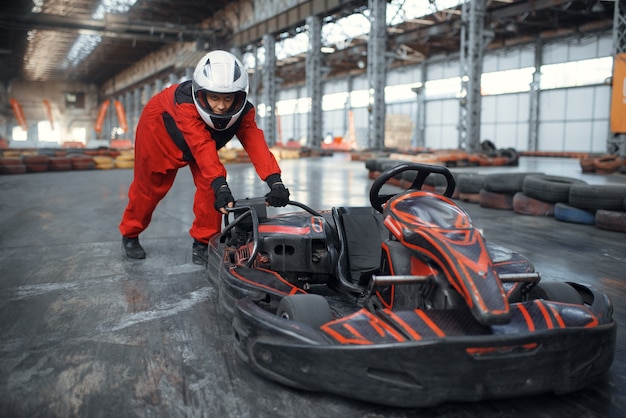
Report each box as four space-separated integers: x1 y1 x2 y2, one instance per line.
481 68 535 95
70 127 87 143
540 56 613 89
276 98 309 115
38 120 61 143
385 83 423 102
424 77 462 99
322 92 349 111
12 127 27 142
349 90 370 108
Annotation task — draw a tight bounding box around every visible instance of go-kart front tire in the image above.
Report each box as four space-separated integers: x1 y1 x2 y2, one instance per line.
277 294 333 328
527 281 584 305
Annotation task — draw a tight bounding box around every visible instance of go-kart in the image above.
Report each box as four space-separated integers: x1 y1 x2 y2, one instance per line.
206 162 616 408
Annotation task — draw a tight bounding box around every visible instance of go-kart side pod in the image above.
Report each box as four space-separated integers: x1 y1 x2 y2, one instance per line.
383 191 511 325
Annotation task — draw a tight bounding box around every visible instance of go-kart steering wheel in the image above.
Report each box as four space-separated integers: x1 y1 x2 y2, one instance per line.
369 162 456 213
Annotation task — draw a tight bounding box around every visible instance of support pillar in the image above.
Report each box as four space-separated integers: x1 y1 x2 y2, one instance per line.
132 88 141 140
294 85 302 142
249 45 260 108
154 79 164 95
124 92 132 138
262 33 277 146
306 15 323 148
184 67 193 81
168 73 178 87
458 0 489 153
528 39 542 151
412 85 425 149
367 0 387 150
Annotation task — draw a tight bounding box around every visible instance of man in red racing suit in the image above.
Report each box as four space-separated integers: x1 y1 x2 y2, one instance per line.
119 50 289 265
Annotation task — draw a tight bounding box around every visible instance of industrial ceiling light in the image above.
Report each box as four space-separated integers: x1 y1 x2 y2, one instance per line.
591 1 605 13
62 0 138 68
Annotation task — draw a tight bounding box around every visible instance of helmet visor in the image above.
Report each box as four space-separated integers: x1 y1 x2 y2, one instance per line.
193 85 246 118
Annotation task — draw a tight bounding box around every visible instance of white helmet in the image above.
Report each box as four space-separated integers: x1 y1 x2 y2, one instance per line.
192 50 249 131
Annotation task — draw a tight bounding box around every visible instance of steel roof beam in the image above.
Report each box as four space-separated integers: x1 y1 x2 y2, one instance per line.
0 12 210 43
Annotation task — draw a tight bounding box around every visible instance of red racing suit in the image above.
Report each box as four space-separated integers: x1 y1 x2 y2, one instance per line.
119 80 282 243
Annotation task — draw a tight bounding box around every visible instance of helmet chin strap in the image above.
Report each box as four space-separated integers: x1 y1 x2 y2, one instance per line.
210 115 231 131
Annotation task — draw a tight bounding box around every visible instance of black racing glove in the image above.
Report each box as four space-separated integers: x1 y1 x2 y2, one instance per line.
212 177 235 212
265 174 290 207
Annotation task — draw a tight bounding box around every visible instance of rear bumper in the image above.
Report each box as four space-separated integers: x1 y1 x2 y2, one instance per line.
232 298 616 408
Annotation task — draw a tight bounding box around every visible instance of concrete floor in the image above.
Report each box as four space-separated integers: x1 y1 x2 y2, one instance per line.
0 154 624 418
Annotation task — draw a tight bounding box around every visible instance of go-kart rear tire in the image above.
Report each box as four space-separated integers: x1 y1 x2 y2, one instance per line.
527 281 583 305
277 294 333 328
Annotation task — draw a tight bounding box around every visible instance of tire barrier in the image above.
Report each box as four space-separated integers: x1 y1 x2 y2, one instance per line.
93 156 115 170
363 157 626 233
483 172 543 194
554 203 596 225
479 189 514 210
456 173 485 194
593 155 624 174
48 157 72 171
70 155 95 170
595 210 626 233
512 192 555 217
114 152 135 169
568 184 626 212
22 155 50 173
496 148 520 166
2 145 265 175
522 174 587 203
458 193 481 203
579 156 595 173
0 157 27 174
452 173 485 203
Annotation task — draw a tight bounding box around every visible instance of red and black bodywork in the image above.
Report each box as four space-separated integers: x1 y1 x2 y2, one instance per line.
206 162 616 408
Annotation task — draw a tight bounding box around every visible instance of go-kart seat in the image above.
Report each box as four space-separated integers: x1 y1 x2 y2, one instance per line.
332 206 389 289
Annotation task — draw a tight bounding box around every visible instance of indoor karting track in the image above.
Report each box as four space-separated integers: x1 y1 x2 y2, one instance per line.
0 153 624 418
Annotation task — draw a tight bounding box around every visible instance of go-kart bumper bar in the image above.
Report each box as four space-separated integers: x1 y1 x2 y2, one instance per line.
231 297 616 408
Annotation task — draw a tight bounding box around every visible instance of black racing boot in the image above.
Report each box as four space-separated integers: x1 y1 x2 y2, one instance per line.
122 236 146 259
192 240 208 266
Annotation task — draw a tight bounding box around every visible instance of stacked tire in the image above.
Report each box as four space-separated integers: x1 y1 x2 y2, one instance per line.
70 155 95 170
520 175 587 221
0 157 27 174
568 184 626 233
480 172 543 211
22 155 49 172
520 174 626 233
363 158 626 233
114 150 135 169
48 156 72 171
456 173 485 203
593 155 623 174
93 155 115 170
579 154 625 174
